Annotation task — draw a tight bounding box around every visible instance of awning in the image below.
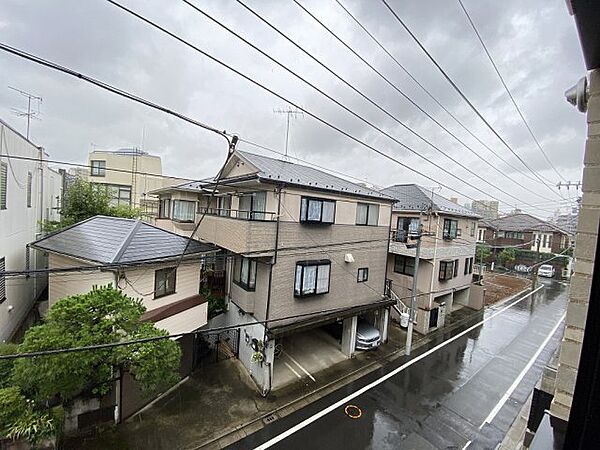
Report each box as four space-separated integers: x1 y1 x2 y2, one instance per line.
267 298 395 338
141 294 208 335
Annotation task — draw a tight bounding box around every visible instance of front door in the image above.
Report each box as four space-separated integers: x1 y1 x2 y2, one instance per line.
429 307 439 329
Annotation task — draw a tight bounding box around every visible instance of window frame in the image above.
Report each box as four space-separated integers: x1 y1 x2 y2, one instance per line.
294 260 331 297
357 267 369 283
233 256 257 292
439 260 455 281
90 160 106 177
443 219 458 239
158 198 171 219
453 259 459 277
393 254 415 277
26 171 32 208
0 257 5 303
0 162 7 210
154 267 176 299
300 196 336 224
356 202 380 226
238 191 267 220
396 216 420 242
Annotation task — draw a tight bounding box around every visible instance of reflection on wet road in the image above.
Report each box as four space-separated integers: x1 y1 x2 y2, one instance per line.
230 280 568 450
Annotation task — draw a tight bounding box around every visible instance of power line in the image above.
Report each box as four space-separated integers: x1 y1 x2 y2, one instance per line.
378 0 562 199
232 0 553 207
105 0 549 213
331 0 555 196
456 0 567 183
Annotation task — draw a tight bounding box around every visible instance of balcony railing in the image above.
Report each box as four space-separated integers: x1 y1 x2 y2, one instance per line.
197 207 277 221
390 229 419 243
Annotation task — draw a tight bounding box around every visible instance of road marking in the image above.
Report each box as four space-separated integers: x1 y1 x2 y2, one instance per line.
283 351 316 382
462 440 472 450
283 362 302 379
253 286 544 450
479 311 566 429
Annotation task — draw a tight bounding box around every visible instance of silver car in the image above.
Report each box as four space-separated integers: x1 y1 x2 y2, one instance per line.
356 320 381 350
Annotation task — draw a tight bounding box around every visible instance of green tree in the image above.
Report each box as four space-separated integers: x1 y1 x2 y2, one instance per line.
11 285 181 404
43 178 140 232
476 244 491 262
498 247 517 267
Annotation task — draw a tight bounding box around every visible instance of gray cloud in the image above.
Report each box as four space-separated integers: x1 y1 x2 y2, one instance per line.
0 0 587 217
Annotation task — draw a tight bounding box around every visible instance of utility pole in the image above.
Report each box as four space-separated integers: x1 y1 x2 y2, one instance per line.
8 86 42 140
273 107 303 157
532 237 541 291
405 223 423 356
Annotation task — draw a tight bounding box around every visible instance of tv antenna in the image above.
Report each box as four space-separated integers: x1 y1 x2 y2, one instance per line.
8 86 42 140
273 106 303 157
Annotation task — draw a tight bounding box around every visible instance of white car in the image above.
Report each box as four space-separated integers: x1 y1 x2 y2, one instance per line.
538 264 556 278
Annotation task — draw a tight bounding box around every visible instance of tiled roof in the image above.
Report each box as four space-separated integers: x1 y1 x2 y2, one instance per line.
485 213 568 234
236 151 394 201
31 216 217 264
380 184 480 218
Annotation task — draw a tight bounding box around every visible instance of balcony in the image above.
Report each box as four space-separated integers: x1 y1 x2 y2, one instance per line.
389 230 475 259
195 207 278 255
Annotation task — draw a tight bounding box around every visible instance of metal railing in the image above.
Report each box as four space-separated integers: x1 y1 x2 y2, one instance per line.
197 206 277 221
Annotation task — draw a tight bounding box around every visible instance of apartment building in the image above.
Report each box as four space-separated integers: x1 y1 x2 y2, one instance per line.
478 213 570 254
382 184 483 335
87 148 164 218
470 199 499 220
0 118 63 341
154 150 395 393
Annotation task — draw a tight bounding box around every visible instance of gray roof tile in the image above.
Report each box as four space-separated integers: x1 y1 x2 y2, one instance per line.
380 184 480 218
31 216 217 264
483 213 569 234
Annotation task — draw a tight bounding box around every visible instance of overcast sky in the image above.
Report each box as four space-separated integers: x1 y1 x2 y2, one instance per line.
0 0 588 217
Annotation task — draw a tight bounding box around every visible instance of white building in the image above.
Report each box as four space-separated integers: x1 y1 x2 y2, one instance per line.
0 118 63 341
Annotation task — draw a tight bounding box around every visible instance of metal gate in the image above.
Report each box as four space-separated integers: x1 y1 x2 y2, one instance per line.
197 328 240 366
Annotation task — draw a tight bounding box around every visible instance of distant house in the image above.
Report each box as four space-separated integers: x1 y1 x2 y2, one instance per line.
30 216 219 334
478 213 570 254
0 118 63 342
381 184 482 335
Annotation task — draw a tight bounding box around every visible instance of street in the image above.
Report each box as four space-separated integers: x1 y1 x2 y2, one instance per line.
229 279 568 450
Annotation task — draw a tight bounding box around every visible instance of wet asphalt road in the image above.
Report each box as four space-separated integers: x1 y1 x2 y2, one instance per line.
229 279 568 450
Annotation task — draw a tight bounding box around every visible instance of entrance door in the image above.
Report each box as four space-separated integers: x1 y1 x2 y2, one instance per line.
429 307 439 329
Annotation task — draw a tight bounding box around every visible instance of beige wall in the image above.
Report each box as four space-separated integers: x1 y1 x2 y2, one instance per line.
87 150 164 209
48 254 115 308
47 254 201 314
550 69 600 421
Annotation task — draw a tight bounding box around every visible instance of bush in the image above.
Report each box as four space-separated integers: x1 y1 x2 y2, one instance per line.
0 387 26 437
0 343 18 389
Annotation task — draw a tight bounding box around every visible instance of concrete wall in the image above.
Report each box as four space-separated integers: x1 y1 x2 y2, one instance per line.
550 69 600 421
0 120 63 341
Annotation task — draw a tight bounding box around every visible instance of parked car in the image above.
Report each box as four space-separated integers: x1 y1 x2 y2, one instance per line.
538 264 556 278
356 320 381 350
514 264 532 273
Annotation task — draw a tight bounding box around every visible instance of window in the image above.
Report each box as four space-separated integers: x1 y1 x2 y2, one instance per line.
470 221 475 237
90 160 106 177
300 197 336 224
294 260 331 297
0 162 7 210
357 267 368 283
443 219 458 239
464 257 474 275
154 267 176 299
26 172 32 208
356 203 379 226
116 186 131 205
453 259 459 277
477 228 485 242
439 260 454 281
394 255 415 276
233 257 257 291
218 195 231 217
0 257 5 303
396 217 420 242
239 191 266 220
159 198 171 218
173 200 196 222
505 231 524 239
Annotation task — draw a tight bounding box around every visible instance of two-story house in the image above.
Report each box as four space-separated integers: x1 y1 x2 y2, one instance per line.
381 184 483 335
153 150 396 394
478 213 570 254
0 118 63 342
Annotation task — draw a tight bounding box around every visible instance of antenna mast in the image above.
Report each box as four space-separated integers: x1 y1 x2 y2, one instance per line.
273 106 303 156
8 86 42 140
